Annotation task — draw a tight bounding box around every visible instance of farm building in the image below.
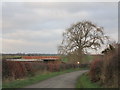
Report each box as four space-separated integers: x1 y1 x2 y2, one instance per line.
6 56 61 63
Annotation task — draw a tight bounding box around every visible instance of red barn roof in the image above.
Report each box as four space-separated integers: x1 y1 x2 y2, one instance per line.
22 56 60 60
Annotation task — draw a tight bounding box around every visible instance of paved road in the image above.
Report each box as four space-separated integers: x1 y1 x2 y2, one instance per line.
25 70 88 88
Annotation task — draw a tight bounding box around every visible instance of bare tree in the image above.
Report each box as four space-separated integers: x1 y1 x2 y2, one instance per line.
58 21 109 63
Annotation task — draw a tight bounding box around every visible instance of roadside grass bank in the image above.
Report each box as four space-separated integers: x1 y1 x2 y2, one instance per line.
3 67 88 88
76 73 101 88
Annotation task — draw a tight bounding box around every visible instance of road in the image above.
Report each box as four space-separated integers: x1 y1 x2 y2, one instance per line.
25 70 88 88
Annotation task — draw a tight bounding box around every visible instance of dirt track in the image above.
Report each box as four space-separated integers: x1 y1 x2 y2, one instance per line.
25 70 88 88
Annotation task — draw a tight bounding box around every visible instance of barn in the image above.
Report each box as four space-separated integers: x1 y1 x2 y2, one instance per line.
6 56 61 63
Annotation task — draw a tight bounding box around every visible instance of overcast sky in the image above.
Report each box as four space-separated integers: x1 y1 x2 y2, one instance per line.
2 2 118 54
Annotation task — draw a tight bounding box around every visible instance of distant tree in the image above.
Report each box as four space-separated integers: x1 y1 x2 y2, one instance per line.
58 21 109 63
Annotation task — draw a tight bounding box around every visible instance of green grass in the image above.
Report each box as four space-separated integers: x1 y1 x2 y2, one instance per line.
2 55 22 59
3 68 88 88
61 57 69 62
76 73 101 88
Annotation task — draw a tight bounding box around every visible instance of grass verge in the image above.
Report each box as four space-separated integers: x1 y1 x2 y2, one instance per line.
76 73 101 88
3 68 88 88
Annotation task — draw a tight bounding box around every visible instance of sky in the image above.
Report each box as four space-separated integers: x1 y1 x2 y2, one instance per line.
2 2 118 54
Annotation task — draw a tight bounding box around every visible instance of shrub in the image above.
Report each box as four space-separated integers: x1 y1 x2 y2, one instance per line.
2 60 11 79
89 44 119 88
2 60 81 81
100 45 119 87
2 61 34 79
90 59 103 82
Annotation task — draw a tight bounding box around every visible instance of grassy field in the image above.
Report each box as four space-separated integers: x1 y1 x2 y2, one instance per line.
2 55 22 59
76 73 101 88
61 55 93 63
3 68 88 88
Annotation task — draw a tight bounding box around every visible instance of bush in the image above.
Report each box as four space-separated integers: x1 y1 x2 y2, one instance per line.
100 46 119 87
2 61 35 80
90 59 103 82
89 44 119 88
2 60 82 81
